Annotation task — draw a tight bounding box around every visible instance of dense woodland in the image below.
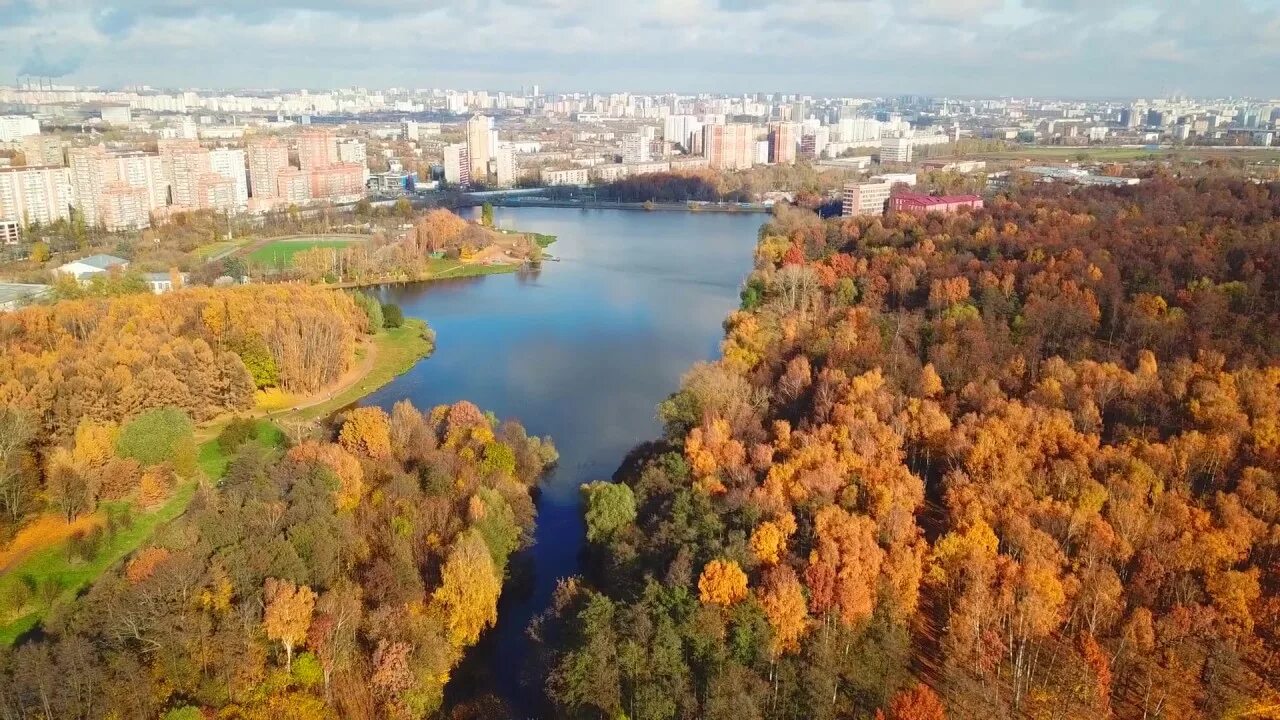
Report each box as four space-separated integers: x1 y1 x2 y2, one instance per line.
0 400 558 718
535 177 1280 719
0 286 371 536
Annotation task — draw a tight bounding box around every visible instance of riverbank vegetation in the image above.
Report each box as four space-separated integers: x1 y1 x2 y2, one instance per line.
0 400 557 718
535 177 1280 719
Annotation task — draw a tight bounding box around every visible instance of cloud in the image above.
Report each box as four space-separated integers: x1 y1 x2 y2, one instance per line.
0 0 1274 96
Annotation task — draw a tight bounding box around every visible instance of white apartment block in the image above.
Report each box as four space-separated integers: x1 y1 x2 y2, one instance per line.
208 148 249 207
443 143 470 186
541 168 589 186
621 132 650 164
880 137 913 163
0 116 40 142
0 166 73 226
492 144 516 186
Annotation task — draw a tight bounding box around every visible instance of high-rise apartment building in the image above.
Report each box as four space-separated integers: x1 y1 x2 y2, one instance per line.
621 132 650 164
444 143 471 186
99 183 152 231
69 146 165 229
247 137 289 200
276 168 311 204
702 123 755 170
196 173 237 212
493 145 516 187
208 148 249 207
841 181 892 217
465 115 492 179
22 135 64 167
880 137 913 163
0 166 73 226
663 115 702 152
309 164 365 199
336 139 368 182
159 139 211 209
768 122 800 164
296 129 337 170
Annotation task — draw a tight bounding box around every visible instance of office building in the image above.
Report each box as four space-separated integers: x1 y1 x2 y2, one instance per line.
0 116 39 142
247 137 289 200
466 115 493 179
208 148 249 207
443 143 471 186
841 181 892 217
702 123 754 170
0 166 73 226
768 122 799 164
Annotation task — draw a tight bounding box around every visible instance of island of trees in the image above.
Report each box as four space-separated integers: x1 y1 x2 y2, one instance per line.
536 176 1280 719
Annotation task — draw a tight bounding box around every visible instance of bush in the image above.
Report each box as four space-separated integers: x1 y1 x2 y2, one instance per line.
381 302 404 328
116 407 197 475
218 417 259 453
67 526 105 563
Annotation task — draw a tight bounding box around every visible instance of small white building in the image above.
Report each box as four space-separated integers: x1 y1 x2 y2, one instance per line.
143 272 188 294
56 254 129 280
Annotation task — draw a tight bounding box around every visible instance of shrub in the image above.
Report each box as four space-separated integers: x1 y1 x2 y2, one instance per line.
381 302 404 328
67 526 105 563
218 417 259 453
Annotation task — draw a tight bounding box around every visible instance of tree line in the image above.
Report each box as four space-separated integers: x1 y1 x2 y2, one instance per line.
534 177 1280 719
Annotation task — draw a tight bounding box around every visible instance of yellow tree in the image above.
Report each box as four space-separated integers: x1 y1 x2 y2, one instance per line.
759 565 809 657
263 577 316 672
432 529 501 647
698 559 749 607
338 407 392 459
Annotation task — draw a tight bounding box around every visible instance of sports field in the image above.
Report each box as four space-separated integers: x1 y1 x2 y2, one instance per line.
246 235 367 267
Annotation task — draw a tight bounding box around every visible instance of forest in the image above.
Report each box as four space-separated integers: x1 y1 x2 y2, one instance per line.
0 285 370 535
0 399 558 718
534 176 1280 719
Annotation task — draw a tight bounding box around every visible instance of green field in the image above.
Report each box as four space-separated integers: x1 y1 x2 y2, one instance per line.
247 235 368 268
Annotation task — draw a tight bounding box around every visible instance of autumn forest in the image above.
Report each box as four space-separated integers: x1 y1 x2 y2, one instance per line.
2 175 1280 719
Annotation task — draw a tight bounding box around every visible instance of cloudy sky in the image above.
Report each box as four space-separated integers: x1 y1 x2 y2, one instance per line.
2 0 1278 97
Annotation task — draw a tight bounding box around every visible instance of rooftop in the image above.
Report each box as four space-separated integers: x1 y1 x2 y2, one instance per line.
0 283 50 305
70 253 129 270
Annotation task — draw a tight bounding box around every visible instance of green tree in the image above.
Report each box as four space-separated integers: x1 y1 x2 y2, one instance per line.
581 481 637 543
116 407 197 476
381 302 404 328
481 202 495 227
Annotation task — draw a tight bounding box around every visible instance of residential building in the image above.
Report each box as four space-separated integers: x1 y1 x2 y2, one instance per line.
21 135 64 167
100 105 132 125
296 129 337 170
541 168 589 186
702 123 754 170
0 166 73 226
400 120 419 141
889 192 983 215
196 173 237 211
841 181 892 217
208 148 249 207
664 114 701 152
493 145 516 186
336 139 368 182
871 172 918 187
768 122 799 164
443 143 471 186
276 168 311 204
309 163 365 199
621 132 650 164
159 139 211 209
466 115 493 179
143 271 188 294
247 137 290 201
880 137 913 163
69 146 165 229
0 221 18 245
0 116 40 142
99 183 152 231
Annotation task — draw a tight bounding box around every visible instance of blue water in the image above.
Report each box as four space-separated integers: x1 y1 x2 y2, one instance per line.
361 206 761 714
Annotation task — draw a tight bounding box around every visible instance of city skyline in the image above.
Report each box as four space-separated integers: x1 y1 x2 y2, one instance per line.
4 0 1280 98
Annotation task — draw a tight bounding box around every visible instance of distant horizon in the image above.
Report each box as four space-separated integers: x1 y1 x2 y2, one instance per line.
4 1 1278 99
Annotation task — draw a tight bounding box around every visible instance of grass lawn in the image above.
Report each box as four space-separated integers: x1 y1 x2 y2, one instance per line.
422 258 520 281
0 419 285 645
247 236 367 268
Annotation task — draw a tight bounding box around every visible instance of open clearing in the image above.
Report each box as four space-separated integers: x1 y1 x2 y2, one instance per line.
246 234 369 268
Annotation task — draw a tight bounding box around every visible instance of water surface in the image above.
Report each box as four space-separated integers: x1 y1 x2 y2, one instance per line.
363 206 761 713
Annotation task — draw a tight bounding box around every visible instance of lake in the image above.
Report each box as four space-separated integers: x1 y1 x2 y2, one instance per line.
362 206 762 714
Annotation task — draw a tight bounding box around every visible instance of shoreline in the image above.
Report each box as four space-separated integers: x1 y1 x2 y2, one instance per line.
469 198 772 213
0 319 434 645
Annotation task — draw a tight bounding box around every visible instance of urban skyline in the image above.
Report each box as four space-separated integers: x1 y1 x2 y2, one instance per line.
5 0 1280 98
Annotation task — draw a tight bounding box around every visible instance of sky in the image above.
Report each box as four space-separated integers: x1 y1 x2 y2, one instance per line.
1 0 1278 98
